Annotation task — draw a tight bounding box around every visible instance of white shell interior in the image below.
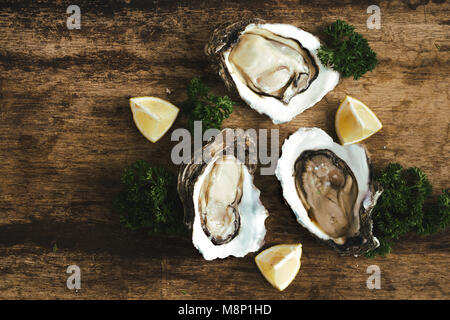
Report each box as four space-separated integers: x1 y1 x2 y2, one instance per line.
192 155 268 260
275 128 373 244
223 23 340 124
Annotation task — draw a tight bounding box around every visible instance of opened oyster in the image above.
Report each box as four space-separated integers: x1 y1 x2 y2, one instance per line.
205 19 339 124
275 128 382 256
178 129 268 260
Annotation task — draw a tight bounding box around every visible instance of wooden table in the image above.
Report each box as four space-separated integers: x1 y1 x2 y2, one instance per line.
0 0 448 299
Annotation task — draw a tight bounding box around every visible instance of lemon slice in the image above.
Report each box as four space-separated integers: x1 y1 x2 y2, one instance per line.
335 95 382 145
255 244 302 291
129 96 179 143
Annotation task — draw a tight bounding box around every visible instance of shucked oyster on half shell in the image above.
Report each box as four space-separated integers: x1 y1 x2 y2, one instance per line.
177 129 268 260
205 18 340 124
275 128 382 256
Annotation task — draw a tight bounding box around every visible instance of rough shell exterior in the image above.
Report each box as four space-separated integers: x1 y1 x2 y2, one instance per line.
276 127 382 257
177 128 257 229
205 19 340 124
204 18 266 92
177 128 268 260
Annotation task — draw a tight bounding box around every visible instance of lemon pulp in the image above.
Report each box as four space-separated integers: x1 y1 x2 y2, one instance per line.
335 95 382 145
255 243 302 291
130 96 179 143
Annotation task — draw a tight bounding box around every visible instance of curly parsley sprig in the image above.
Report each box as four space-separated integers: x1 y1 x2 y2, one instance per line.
114 159 186 235
366 163 449 258
185 77 234 134
318 20 378 80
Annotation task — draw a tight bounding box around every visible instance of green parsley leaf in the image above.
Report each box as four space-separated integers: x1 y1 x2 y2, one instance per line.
114 160 186 235
367 163 449 258
318 20 378 80
185 77 234 134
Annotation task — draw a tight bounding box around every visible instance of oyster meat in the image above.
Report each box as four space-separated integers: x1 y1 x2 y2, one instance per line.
275 128 382 256
178 129 268 260
205 19 339 124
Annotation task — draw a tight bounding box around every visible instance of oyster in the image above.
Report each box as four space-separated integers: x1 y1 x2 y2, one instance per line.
205 19 339 124
275 128 382 256
178 129 268 260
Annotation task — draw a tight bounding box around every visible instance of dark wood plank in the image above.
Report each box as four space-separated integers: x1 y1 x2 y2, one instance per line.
0 0 448 299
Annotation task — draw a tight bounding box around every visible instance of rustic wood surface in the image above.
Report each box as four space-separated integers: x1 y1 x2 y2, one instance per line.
0 0 449 300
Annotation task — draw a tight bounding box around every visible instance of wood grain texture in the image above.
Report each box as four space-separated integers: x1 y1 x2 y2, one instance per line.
0 0 449 299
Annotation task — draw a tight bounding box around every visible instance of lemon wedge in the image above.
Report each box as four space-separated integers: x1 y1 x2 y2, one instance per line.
129 96 179 143
255 244 302 291
335 95 382 145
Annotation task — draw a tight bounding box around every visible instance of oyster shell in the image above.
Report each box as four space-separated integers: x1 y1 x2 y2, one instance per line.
177 128 268 260
275 128 382 256
205 19 339 124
